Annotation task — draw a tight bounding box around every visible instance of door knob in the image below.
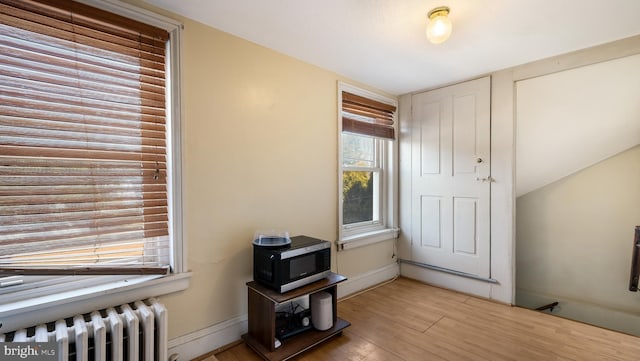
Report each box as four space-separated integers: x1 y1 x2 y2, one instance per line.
476 158 483 163
475 176 495 182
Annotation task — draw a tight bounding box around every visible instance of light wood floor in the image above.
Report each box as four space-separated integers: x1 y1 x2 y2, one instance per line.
211 277 640 361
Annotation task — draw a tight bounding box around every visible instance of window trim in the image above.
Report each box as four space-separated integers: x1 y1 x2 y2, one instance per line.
0 0 188 333
338 82 399 250
0 273 191 333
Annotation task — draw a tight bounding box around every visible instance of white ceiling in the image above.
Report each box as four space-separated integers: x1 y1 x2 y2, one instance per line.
142 0 640 95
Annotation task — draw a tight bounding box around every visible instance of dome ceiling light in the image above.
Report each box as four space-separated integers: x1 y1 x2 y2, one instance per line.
426 6 452 44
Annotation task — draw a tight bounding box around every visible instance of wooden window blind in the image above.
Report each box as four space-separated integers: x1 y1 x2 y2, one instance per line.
341 91 397 140
0 0 171 275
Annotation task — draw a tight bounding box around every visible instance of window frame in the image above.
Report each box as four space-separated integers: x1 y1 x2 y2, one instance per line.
0 0 189 333
337 82 399 250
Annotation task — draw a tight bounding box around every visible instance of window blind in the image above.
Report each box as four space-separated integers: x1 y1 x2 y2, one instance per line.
0 0 171 275
341 91 397 140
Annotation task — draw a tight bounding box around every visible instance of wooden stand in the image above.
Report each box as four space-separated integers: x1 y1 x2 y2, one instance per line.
242 273 350 361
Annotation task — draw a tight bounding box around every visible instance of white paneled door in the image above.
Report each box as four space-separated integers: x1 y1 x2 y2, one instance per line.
410 77 491 278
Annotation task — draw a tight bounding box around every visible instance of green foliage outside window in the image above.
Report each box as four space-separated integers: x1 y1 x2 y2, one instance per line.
343 171 373 224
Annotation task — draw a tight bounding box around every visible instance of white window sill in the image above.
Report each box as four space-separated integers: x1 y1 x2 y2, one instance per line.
337 228 399 251
0 272 191 333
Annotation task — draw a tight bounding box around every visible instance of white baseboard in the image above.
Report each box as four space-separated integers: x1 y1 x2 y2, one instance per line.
337 262 400 299
168 263 399 360
167 314 247 361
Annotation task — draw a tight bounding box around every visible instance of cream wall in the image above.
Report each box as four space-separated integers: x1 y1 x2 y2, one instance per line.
516 146 640 333
122 1 397 343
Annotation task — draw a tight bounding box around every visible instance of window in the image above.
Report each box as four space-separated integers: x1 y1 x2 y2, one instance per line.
342 133 381 225
0 0 186 326
338 83 398 249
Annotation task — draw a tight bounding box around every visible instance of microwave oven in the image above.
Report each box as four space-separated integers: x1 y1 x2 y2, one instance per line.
253 235 331 293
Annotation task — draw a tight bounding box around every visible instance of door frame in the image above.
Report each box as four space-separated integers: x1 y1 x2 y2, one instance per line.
398 74 514 304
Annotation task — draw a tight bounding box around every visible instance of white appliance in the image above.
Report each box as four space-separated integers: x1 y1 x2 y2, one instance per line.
310 291 333 331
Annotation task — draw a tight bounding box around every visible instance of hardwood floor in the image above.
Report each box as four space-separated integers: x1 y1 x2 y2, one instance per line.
213 277 640 361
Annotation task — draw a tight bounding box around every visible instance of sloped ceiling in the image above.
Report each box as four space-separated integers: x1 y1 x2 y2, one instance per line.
142 0 640 95
516 54 640 196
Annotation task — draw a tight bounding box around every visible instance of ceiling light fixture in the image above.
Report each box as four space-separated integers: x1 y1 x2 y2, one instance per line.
426 6 452 44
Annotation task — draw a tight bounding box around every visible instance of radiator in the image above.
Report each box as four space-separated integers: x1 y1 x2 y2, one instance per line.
0 298 167 361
